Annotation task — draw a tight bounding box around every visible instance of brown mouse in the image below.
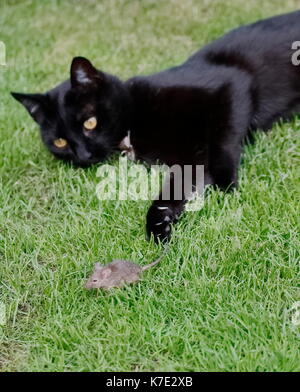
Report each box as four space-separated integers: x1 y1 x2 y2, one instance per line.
85 250 167 290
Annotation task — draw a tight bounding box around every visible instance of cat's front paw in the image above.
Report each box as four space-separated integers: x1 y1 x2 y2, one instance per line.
146 203 179 243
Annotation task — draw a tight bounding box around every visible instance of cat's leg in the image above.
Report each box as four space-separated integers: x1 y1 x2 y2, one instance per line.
209 142 241 191
208 77 253 191
146 165 198 243
208 113 250 190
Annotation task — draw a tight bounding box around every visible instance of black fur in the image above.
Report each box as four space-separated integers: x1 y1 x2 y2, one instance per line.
11 11 300 242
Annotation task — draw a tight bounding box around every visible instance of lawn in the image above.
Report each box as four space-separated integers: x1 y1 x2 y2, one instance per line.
0 0 299 372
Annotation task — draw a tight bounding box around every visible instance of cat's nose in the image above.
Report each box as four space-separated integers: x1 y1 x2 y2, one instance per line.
76 148 92 161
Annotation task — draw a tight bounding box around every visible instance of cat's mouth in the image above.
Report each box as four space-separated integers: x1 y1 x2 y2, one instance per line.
53 153 109 168
71 155 109 167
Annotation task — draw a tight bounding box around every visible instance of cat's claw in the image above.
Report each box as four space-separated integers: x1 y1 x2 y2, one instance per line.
146 204 178 243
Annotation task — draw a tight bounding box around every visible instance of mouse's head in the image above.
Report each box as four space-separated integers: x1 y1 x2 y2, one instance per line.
85 262 114 289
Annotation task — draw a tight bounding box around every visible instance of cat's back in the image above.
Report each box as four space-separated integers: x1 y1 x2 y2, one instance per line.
131 10 300 90
189 10 300 66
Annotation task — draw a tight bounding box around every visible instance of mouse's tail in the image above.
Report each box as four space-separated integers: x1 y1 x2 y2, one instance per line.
141 246 169 271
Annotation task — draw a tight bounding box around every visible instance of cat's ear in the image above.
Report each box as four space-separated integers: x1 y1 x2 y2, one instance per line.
70 57 103 88
11 92 47 125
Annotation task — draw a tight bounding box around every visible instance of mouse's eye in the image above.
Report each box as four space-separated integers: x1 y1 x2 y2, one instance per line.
54 138 68 148
84 116 97 131
93 279 98 283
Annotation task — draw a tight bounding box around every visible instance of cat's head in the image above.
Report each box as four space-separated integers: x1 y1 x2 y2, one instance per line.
11 57 130 167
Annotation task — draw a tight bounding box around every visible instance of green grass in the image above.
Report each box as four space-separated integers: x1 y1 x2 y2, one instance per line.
0 0 300 372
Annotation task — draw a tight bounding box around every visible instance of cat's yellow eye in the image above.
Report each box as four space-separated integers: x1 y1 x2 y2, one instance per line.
84 116 97 131
54 138 68 148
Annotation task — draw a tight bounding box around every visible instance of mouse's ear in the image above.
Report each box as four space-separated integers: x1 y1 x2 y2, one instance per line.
101 268 112 279
95 262 103 271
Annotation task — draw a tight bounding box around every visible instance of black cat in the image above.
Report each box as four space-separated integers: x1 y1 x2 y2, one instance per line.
12 10 300 242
